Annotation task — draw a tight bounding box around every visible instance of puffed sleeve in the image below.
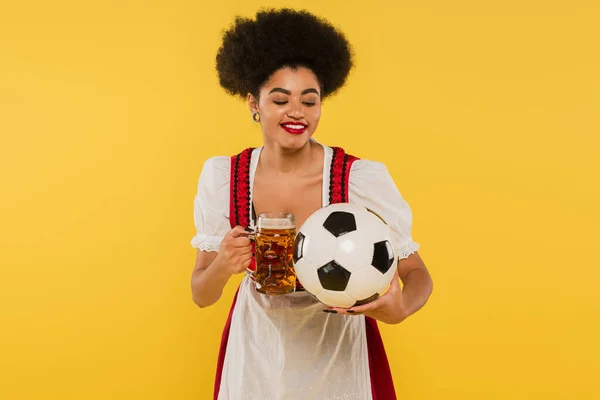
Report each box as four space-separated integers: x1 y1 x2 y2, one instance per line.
348 160 420 260
190 156 231 252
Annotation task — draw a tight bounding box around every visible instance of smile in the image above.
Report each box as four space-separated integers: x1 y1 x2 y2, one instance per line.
280 123 307 135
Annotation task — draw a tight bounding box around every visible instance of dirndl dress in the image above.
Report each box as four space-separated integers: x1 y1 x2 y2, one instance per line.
191 142 420 400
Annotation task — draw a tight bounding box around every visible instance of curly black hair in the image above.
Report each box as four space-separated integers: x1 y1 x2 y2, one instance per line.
216 8 354 99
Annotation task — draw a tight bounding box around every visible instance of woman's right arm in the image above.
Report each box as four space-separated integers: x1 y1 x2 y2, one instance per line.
191 226 253 308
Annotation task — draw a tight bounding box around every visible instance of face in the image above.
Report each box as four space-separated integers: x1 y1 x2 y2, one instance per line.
248 66 322 150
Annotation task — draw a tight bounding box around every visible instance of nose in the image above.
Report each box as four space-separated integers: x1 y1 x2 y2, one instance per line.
286 101 304 120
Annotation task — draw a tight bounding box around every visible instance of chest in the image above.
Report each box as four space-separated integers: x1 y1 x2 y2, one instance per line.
252 172 323 229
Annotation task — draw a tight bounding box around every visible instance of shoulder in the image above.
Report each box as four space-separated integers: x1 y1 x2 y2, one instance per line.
348 158 408 201
199 156 230 178
350 159 387 174
197 156 230 193
349 158 392 185
201 156 230 173
319 143 392 186
320 143 386 174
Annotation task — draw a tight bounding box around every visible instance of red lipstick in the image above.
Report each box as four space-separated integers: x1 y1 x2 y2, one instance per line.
280 122 307 135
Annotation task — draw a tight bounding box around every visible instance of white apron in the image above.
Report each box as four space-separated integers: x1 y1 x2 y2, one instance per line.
217 276 373 400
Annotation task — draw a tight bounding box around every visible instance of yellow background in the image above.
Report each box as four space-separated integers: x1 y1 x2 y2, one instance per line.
1 0 599 398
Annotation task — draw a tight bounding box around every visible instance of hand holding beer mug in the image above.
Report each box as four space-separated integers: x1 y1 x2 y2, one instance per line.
247 212 297 295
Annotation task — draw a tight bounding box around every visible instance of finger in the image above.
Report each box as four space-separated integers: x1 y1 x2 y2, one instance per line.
232 250 253 263
225 226 252 240
324 304 365 315
346 296 387 314
324 292 386 314
327 307 361 315
241 255 253 268
229 236 252 248
237 248 253 257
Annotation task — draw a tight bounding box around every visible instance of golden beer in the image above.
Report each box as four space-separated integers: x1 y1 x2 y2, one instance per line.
253 213 296 295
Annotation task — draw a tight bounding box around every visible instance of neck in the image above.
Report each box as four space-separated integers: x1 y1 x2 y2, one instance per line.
258 139 319 175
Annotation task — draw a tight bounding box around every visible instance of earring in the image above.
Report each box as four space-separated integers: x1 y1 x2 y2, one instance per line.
252 111 261 122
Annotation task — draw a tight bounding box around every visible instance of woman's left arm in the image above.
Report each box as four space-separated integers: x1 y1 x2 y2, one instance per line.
341 160 433 323
330 251 433 324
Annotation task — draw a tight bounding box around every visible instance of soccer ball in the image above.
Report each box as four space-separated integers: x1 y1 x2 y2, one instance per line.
293 203 398 308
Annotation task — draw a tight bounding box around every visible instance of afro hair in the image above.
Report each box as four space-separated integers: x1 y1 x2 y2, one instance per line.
216 8 354 99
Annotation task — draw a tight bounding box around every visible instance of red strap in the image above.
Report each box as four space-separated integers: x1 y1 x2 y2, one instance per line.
229 148 254 229
329 147 359 204
229 148 257 271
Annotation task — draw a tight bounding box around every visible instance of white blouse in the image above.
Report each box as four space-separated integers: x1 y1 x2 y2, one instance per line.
191 142 419 260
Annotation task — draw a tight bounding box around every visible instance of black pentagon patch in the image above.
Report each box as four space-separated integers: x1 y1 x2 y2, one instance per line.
372 240 394 274
366 207 387 224
317 261 351 291
323 211 357 237
293 232 305 262
354 293 380 307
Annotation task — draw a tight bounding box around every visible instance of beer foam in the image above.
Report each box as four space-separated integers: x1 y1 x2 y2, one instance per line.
258 218 295 230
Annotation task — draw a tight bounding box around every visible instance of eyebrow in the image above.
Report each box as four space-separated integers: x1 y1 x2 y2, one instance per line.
268 88 320 96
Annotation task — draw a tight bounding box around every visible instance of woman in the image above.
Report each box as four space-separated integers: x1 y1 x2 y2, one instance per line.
190 8 433 400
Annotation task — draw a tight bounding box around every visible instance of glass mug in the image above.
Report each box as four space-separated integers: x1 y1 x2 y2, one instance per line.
247 212 297 295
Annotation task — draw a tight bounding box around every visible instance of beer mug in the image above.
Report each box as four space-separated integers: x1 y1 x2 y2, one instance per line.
247 212 297 295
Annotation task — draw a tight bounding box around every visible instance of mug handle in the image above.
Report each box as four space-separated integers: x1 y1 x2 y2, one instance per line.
244 228 256 277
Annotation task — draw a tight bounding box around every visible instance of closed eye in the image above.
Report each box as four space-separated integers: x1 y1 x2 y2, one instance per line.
273 100 316 107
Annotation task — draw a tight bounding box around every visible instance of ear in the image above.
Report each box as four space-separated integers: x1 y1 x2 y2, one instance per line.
247 93 259 113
